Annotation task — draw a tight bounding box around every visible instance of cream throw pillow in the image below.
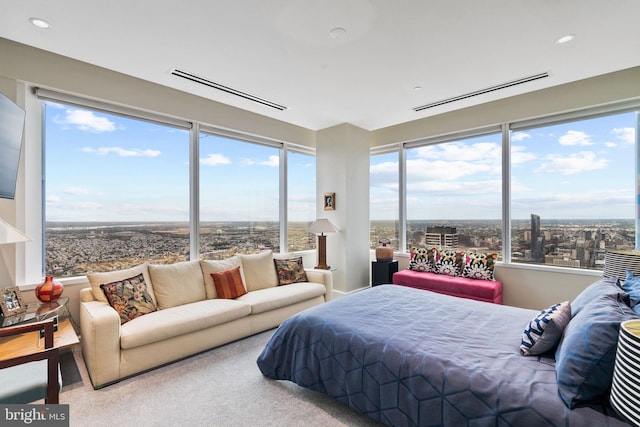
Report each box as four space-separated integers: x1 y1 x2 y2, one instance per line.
200 257 243 299
148 260 206 309
238 251 279 292
87 262 156 304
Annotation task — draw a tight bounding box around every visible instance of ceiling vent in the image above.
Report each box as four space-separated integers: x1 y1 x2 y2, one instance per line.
413 72 550 112
171 68 287 111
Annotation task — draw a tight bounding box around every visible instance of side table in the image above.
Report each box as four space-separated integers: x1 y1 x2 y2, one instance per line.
372 260 398 286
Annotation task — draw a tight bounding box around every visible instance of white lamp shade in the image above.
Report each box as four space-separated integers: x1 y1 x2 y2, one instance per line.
611 319 640 426
308 219 338 235
0 217 30 244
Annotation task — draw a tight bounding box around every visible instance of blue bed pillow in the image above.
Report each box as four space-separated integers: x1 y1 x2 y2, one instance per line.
570 277 626 317
622 270 640 314
520 301 571 356
555 291 637 408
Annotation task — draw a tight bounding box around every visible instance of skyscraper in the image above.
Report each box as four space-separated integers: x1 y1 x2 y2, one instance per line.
426 226 458 249
531 214 545 263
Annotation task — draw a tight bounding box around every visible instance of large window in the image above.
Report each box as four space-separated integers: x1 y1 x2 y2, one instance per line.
372 106 639 273
370 151 399 250
44 100 315 277
287 150 316 251
510 112 637 269
199 133 280 259
45 102 190 276
405 132 503 255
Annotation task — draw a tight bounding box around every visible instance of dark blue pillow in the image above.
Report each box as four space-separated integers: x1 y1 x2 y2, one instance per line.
555 291 637 408
622 270 640 313
570 277 626 317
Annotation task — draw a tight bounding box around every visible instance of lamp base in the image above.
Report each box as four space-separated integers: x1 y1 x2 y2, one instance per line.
314 264 330 270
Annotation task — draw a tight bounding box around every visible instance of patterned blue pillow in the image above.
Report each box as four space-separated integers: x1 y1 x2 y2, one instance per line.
570 277 626 317
622 270 640 313
555 292 637 408
520 301 571 356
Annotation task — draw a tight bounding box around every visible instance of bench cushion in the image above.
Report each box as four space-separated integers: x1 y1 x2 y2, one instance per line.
392 270 502 304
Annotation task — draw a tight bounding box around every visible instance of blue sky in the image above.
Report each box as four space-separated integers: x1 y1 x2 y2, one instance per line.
370 112 637 220
44 102 315 222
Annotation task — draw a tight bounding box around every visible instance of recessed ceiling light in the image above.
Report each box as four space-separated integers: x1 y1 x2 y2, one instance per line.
556 34 575 44
413 86 422 91
29 17 50 29
329 27 347 39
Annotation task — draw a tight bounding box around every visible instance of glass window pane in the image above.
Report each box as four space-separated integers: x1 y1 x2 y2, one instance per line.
370 152 399 250
45 102 190 277
288 151 316 251
510 112 637 270
199 133 280 259
405 133 503 255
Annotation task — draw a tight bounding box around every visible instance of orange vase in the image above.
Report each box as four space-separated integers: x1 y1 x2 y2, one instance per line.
35 276 64 303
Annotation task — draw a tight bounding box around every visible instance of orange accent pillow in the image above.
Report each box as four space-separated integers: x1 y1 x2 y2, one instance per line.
211 266 247 299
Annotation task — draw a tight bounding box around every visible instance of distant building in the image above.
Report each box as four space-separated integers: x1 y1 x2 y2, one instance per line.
426 226 458 249
531 214 545 263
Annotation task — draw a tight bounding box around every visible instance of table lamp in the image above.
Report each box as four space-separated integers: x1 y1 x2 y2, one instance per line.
308 219 337 270
603 250 640 282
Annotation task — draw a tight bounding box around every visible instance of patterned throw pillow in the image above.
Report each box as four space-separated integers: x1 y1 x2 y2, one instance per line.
211 266 247 299
462 251 497 280
520 301 571 356
433 249 464 276
408 247 432 272
274 257 308 285
100 273 157 324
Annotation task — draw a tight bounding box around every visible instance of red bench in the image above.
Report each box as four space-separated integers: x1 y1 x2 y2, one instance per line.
392 270 503 304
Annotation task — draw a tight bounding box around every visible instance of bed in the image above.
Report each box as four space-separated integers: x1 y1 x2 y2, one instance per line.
257 283 634 426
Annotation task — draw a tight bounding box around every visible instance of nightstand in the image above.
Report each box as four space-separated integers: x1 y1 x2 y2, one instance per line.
372 260 398 286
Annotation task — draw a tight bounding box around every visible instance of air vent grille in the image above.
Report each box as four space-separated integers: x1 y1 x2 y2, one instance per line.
171 68 287 111
413 72 550 112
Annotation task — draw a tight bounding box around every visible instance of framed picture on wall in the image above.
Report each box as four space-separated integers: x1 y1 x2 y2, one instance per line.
0 287 26 317
323 192 335 210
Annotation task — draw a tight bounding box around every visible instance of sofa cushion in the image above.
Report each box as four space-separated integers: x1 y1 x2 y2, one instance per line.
87 262 156 304
462 251 497 280
211 266 247 299
200 257 242 298
274 257 308 285
409 247 432 272
148 260 206 309
100 273 157 324
236 282 326 314
433 249 464 276
120 298 251 349
238 251 279 292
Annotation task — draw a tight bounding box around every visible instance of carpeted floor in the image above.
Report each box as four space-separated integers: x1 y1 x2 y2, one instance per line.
61 330 384 427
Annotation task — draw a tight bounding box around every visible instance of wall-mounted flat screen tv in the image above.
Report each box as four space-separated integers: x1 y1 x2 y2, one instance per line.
0 91 25 200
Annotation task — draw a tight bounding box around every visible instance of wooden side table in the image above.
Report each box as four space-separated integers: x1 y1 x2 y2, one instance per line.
0 317 79 361
372 260 399 286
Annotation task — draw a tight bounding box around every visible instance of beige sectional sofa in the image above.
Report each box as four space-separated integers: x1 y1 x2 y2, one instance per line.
79 251 333 388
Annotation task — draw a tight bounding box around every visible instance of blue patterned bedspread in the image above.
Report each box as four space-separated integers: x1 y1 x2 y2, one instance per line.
257 285 625 426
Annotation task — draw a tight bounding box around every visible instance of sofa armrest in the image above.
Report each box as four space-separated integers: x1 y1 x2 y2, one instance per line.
80 300 121 388
304 269 333 301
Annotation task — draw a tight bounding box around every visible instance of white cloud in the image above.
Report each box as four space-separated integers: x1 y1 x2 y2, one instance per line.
55 109 119 133
613 127 635 144
511 146 537 164
46 195 61 204
241 155 279 167
558 130 594 146
511 132 532 142
200 153 231 166
534 151 609 175
65 187 93 196
83 147 161 157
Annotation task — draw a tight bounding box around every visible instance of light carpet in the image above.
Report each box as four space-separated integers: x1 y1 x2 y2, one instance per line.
62 330 384 427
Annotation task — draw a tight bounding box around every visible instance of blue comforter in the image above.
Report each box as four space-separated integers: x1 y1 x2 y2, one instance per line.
257 285 625 426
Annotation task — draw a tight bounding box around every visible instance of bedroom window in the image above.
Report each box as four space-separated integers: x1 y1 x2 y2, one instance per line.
405 131 503 256
199 132 280 259
510 111 637 270
287 150 317 251
370 151 400 250
44 101 190 277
